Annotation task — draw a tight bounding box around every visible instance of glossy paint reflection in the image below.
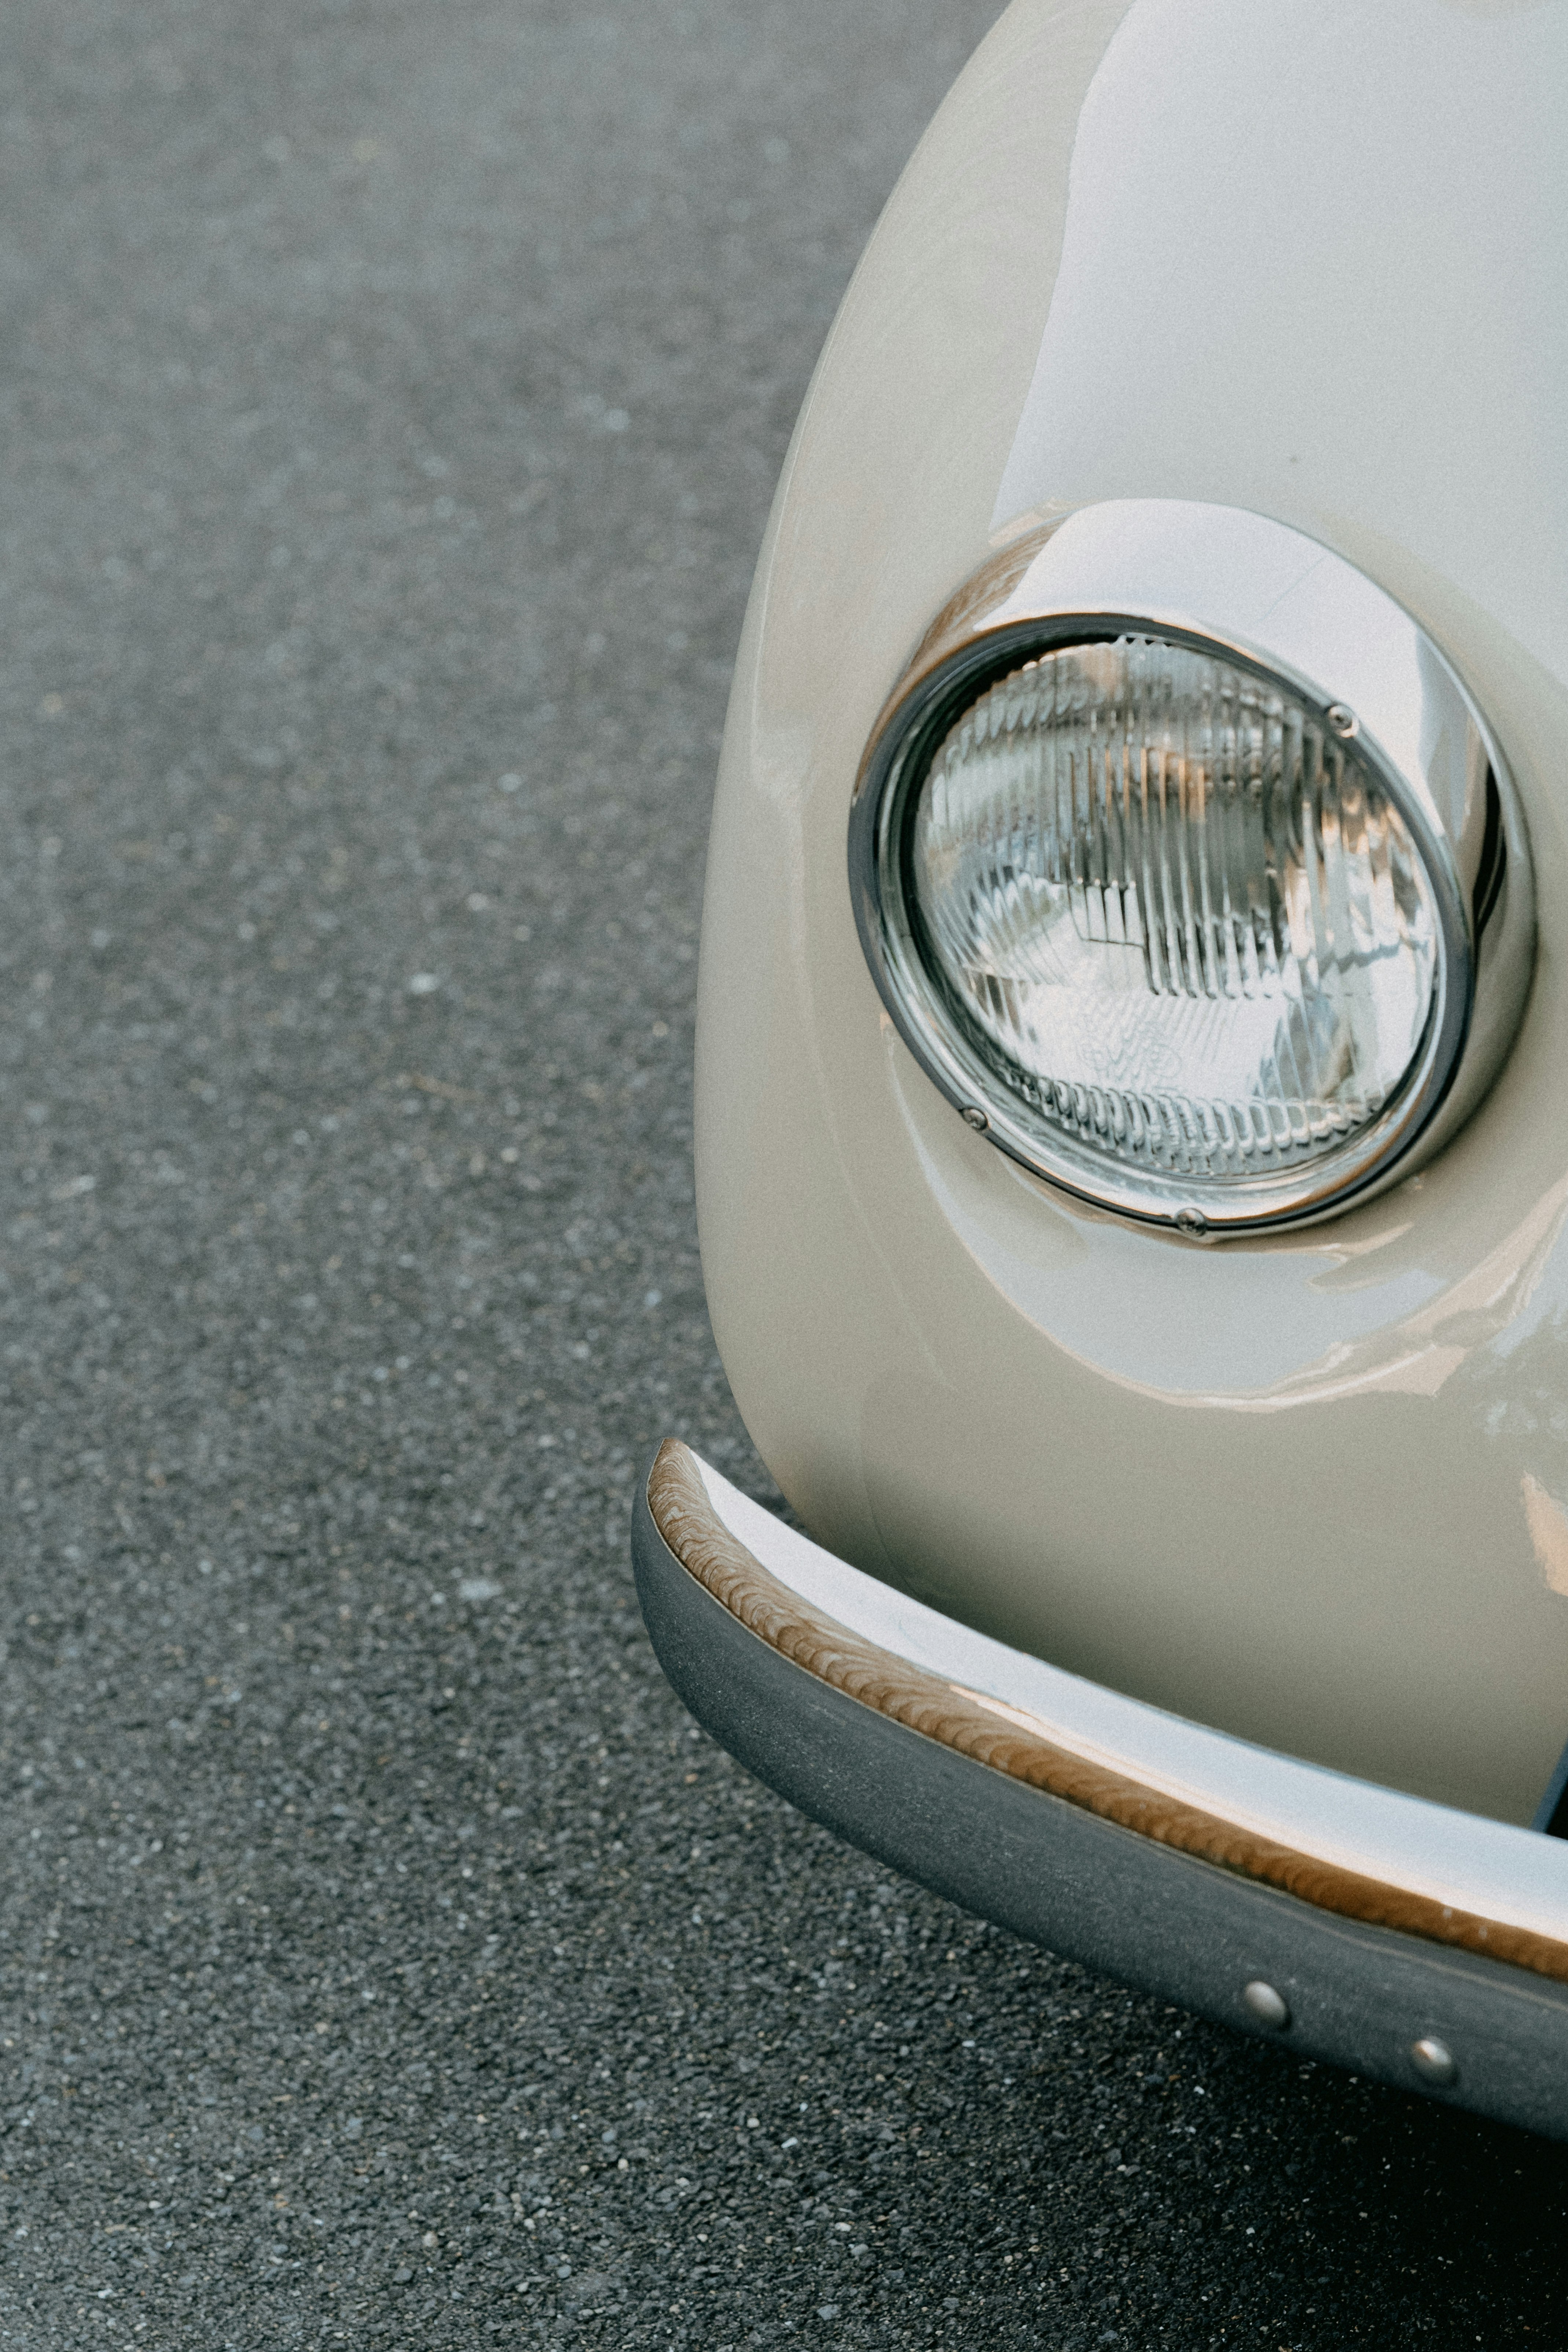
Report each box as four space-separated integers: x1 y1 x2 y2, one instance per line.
994 0 1568 692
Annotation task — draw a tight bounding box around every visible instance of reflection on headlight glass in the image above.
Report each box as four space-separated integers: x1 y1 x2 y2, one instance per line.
911 638 1440 1181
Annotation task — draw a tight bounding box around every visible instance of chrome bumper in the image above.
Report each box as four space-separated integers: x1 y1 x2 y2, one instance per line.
633 1440 1568 2140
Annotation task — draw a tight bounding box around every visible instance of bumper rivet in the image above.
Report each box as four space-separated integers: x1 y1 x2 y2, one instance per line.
961 1105 989 1131
1243 1980 1290 2029
1410 2036 1457 2086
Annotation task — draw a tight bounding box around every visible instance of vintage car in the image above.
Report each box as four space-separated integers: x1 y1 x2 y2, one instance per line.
632 0 1568 2138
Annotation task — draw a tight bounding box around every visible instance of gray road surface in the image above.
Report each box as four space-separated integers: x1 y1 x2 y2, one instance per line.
2 2 1566 2345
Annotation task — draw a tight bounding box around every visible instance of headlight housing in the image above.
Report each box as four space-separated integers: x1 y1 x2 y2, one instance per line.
850 502 1534 1235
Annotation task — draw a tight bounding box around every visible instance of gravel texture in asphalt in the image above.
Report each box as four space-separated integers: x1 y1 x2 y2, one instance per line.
2 1 1567 2346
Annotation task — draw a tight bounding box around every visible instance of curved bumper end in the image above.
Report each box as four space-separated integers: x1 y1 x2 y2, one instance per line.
634 1439 1568 2142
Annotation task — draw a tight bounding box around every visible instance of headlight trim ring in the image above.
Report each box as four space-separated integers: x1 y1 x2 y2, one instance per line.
848 500 1535 1238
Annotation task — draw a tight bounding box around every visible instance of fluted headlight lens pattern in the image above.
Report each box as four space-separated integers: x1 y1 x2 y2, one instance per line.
907 637 1443 1193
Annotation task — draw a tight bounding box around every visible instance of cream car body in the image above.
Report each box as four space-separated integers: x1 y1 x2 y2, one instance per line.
634 0 1568 2135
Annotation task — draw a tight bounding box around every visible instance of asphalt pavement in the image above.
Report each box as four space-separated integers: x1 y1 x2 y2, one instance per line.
2 1 1567 2345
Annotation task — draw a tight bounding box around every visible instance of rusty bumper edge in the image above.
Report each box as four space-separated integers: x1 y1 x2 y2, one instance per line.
634 1438 1568 2140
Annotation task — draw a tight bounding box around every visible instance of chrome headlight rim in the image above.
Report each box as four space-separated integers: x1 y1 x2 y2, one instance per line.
848 500 1535 1239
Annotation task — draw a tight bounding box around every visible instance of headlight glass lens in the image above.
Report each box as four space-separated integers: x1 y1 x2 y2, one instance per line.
902 636 1445 1203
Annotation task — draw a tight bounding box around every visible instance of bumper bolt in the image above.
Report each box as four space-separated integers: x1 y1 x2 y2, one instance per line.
1242 1980 1290 2029
1410 2036 1457 2085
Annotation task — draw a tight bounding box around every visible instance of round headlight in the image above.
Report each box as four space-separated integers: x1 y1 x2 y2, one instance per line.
850 503 1533 1235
